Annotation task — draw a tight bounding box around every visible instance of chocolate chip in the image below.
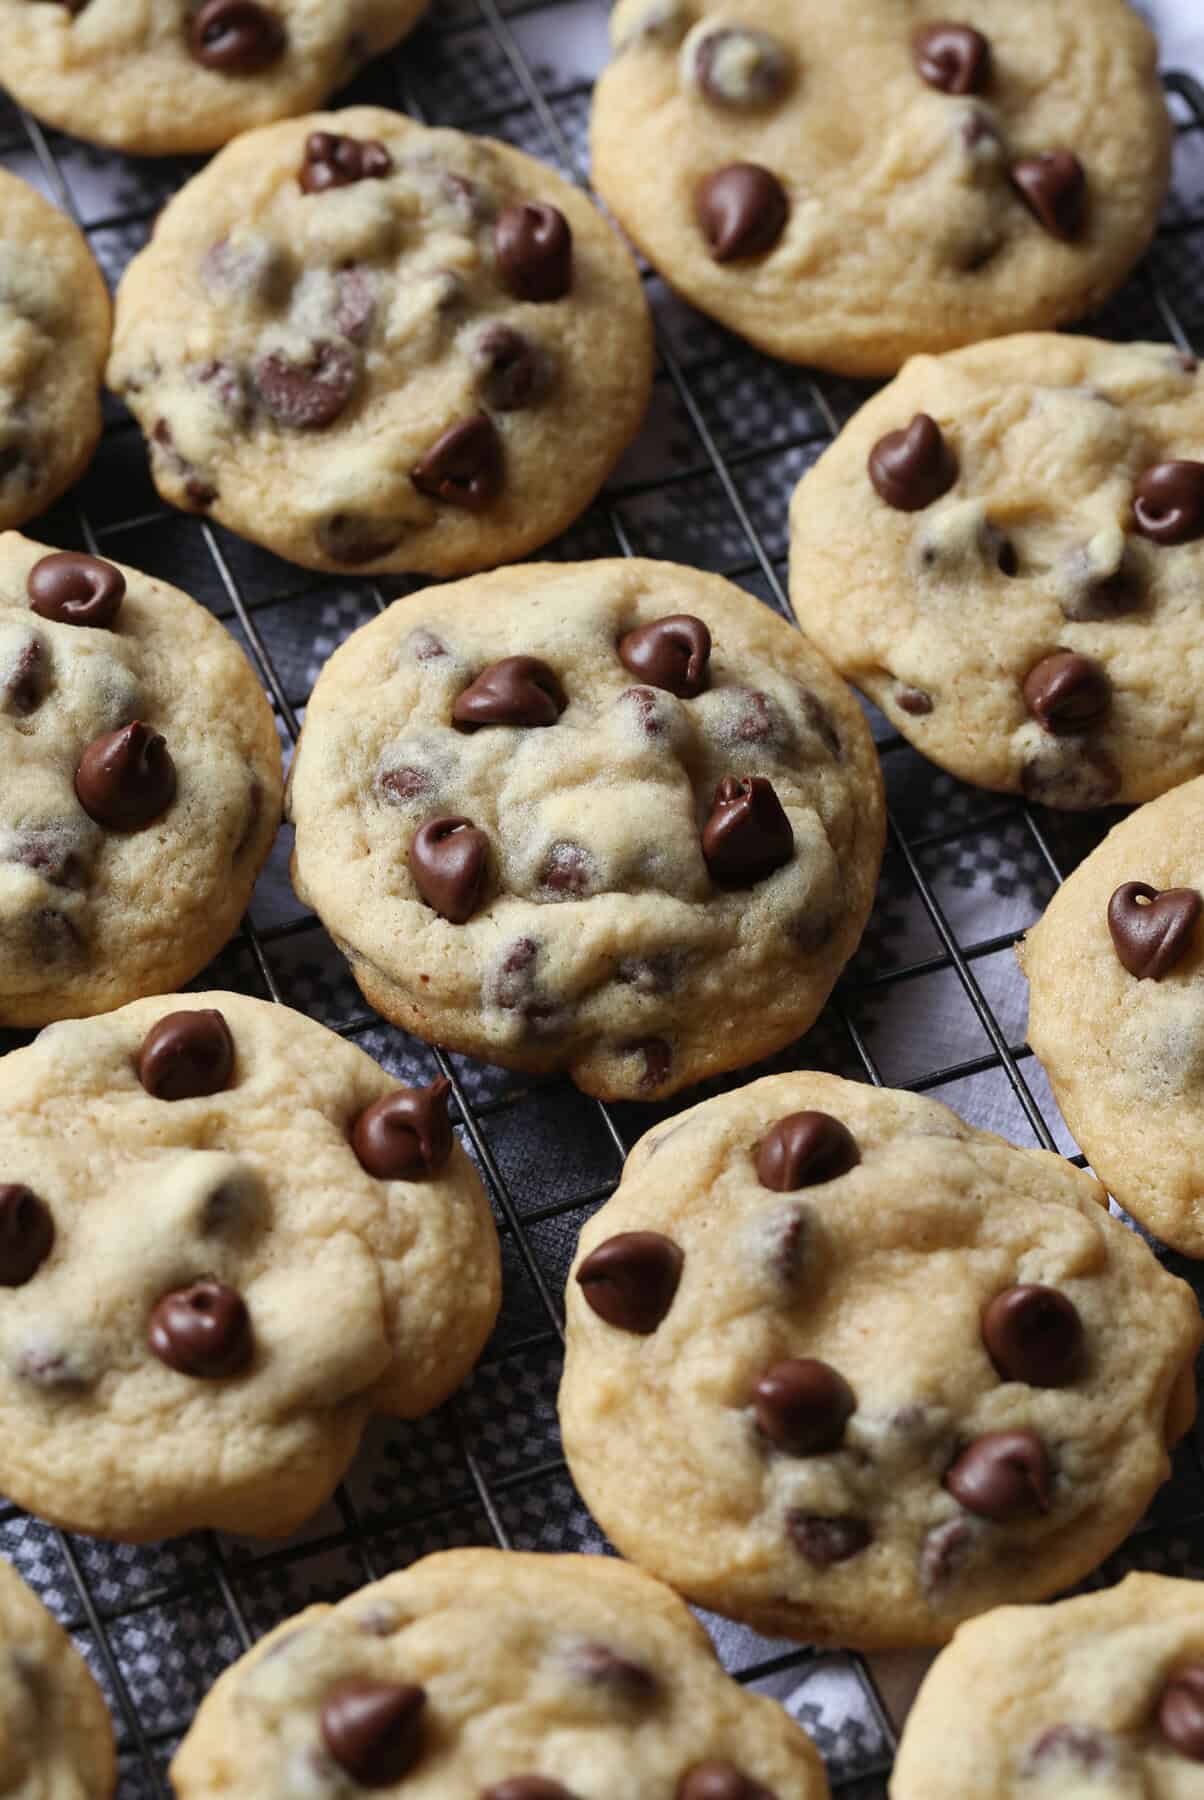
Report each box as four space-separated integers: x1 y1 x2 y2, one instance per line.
912 23 990 94
1022 650 1110 735
1133 460 1204 545
618 614 711 697
4 638 45 717
27 552 124 629
138 1009 235 1100
351 1077 453 1180
75 722 176 832
981 1285 1083 1386
485 1783 579 1800
568 1643 658 1703
378 765 434 805
756 1111 859 1190
896 685 933 716
944 1430 1052 1519
453 656 566 728
786 1512 871 1566
473 325 548 411
317 514 402 566
321 1681 426 1785
868 414 956 511
409 816 490 923
685 25 791 108
495 203 573 302
677 1764 775 1800
752 1358 855 1455
701 776 793 884
696 164 788 261
0 1186 54 1287
254 342 357 430
1107 881 1202 980
412 415 504 511
148 1280 253 1378
539 841 594 898
1011 151 1087 239
8 830 85 888
300 131 392 194
1158 1665 1204 1760
188 0 285 71
918 1516 975 1595
576 1231 683 1333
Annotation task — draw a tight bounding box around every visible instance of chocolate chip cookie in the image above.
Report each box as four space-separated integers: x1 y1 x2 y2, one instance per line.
1020 772 1204 1257
893 1572 1204 1795
0 172 109 533
0 991 501 1540
790 335 1204 808
0 532 282 1027
171 1548 830 1797
0 1556 116 1798
0 1 428 156
591 0 1169 375
286 559 884 1100
558 1072 1201 1648
107 108 653 575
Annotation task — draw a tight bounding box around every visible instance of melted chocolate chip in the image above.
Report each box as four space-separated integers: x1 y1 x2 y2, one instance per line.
868 414 956 511
696 164 788 261
756 1111 859 1191
351 1078 453 1180
188 0 285 72
254 342 357 430
576 1231 683 1333
138 1009 235 1101
485 1783 579 1800
8 831 85 888
786 1512 871 1566
0 1186 54 1287
453 656 566 728
1133 460 1204 545
1011 151 1087 240
300 131 392 194
75 723 176 832
1022 651 1110 734
687 25 791 108
474 324 547 411
918 1516 975 1595
495 203 573 302
412 415 503 511
1107 881 1202 980
148 1281 253 1378
752 1358 855 1455
4 638 45 717
677 1764 775 1800
378 765 434 806
896 684 933 716
981 1285 1083 1386
912 22 990 94
27 552 124 629
944 1430 1052 1519
701 776 793 884
321 1681 426 1786
1158 1665 1204 1760
618 614 711 697
540 840 594 898
409 816 490 923
568 1642 658 1703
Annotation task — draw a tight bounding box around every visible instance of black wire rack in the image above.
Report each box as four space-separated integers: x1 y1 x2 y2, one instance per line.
2 7 1204 1794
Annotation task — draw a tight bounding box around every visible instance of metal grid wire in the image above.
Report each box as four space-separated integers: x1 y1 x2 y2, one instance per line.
2 7 1204 1793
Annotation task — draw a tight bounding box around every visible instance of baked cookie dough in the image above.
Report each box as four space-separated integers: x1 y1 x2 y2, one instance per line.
286 559 885 1101
558 1072 1201 1649
790 335 1204 809
171 1548 830 1798
591 0 1169 375
0 991 501 1540
1020 772 1204 1257
0 531 282 1027
107 108 653 576
0 1 428 157
892 1573 1204 1796
0 1557 116 1799
0 173 109 533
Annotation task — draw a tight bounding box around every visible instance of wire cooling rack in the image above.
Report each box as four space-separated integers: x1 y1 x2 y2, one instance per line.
3 7 1204 1794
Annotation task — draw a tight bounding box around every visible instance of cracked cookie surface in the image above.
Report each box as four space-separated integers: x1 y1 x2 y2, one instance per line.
0 1557 115 1799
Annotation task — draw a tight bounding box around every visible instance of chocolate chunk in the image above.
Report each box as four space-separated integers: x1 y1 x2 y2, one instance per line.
576 1231 683 1333
701 776 793 884
752 1358 855 1455
148 1281 253 1378
495 203 573 302
1022 651 1110 734
321 1681 426 1785
1011 151 1087 239
1158 1665 1204 1760
944 1430 1052 1519
300 131 392 194
4 638 45 717
786 1512 871 1566
686 25 791 108
350 1077 453 1180
677 1764 775 1800
138 1009 235 1100
756 1111 859 1190
27 552 124 629
868 414 956 511
1107 881 1202 980
453 656 566 728
981 1285 1083 1386
485 1783 579 1800
412 415 503 511
0 1186 54 1287
317 513 402 566
1133 460 1204 545
409 816 490 923
254 342 357 430
918 1516 975 1595
474 324 548 411
696 164 788 261
188 0 285 72
618 614 711 697
568 1642 658 1702
912 23 991 94
75 722 176 832
896 685 934 716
